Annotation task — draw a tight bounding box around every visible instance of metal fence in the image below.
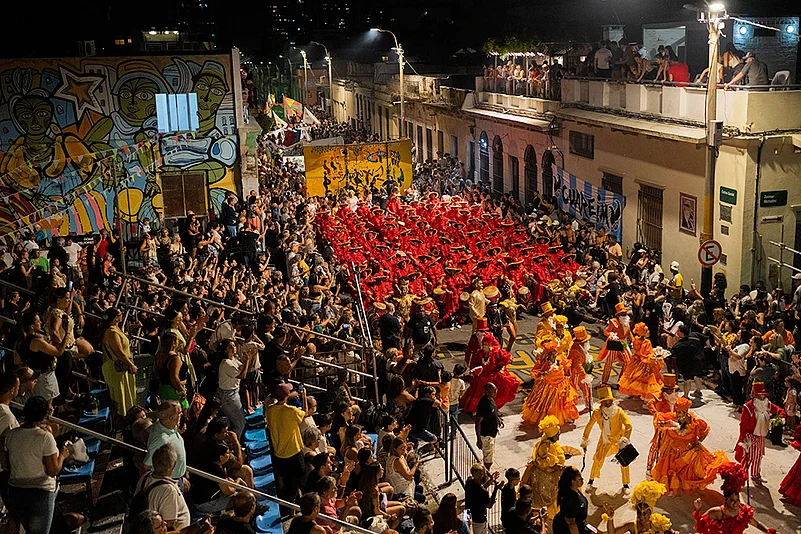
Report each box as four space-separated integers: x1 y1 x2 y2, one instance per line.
438 409 504 534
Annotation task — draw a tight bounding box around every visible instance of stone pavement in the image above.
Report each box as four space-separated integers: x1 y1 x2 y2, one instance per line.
425 315 801 533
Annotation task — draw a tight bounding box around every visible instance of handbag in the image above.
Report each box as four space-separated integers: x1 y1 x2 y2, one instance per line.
614 443 639 467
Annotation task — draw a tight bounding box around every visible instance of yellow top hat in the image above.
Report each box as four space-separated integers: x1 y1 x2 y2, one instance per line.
540 302 555 315
596 385 614 403
538 415 561 438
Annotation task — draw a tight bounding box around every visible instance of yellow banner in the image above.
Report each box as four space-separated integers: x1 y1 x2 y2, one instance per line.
303 139 413 198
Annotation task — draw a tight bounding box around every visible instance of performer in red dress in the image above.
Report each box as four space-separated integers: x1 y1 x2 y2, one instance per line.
693 462 777 534
779 422 801 506
599 302 633 386
460 332 519 413
735 382 786 482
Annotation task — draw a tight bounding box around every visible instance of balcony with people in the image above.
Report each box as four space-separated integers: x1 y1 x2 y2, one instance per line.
559 41 801 133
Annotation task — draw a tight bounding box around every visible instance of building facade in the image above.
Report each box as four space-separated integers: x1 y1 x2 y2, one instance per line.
334 68 801 291
0 51 245 239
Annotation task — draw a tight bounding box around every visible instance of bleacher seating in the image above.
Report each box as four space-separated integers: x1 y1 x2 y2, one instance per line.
242 406 282 534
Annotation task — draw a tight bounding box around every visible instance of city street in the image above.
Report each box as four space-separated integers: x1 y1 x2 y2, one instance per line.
426 316 801 533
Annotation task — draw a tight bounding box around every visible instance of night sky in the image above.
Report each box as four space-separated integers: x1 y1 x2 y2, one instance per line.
0 0 796 60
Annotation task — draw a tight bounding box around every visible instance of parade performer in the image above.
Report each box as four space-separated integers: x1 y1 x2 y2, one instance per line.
552 315 573 356
567 326 594 412
693 462 777 534
521 415 565 517
734 382 786 482
468 277 488 333
599 302 633 386
581 386 633 489
618 323 665 401
645 374 679 475
603 480 679 534
651 397 728 494
460 332 519 413
522 340 579 426
779 422 801 506
534 301 556 345
499 281 519 352
465 318 490 369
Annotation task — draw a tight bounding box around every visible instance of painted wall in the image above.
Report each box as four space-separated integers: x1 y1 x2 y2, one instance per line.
0 53 241 240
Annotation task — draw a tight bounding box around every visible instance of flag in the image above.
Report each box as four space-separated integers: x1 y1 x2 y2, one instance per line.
283 95 303 121
303 107 321 125
271 103 285 120
272 110 288 129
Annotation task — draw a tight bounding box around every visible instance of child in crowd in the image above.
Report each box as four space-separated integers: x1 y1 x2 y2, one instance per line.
449 365 467 421
500 467 520 524
316 475 362 533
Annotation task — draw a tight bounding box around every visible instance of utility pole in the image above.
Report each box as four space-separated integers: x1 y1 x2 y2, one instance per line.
701 3 725 294
372 29 404 138
311 41 334 117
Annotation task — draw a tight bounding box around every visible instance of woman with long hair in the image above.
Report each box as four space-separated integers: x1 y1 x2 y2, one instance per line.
217 339 247 437
155 331 189 409
15 311 67 402
357 463 405 529
553 466 593 534
385 437 425 503
432 493 469 534
100 307 138 417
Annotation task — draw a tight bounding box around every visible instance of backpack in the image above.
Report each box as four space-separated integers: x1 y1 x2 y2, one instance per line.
128 478 172 517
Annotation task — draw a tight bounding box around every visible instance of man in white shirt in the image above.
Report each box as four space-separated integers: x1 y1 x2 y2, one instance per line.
594 42 613 78
135 444 191 531
63 236 83 281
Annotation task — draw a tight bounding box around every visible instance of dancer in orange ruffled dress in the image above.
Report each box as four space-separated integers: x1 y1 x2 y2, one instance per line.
460 331 519 413
618 323 665 401
651 397 728 494
522 340 579 427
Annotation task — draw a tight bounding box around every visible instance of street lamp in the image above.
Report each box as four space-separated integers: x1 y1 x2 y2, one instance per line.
371 28 404 137
699 2 726 294
311 41 334 118
293 46 309 108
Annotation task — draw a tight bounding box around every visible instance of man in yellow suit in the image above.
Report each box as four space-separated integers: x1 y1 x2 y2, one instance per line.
580 385 632 490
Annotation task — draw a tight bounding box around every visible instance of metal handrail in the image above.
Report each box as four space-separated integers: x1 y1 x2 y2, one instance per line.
9 400 375 534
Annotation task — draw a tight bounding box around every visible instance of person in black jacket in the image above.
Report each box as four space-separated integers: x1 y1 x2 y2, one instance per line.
671 324 706 398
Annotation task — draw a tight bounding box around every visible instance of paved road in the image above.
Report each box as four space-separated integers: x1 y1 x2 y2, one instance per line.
426 315 801 534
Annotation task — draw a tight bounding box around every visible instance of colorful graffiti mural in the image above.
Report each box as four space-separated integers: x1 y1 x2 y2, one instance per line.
0 54 240 240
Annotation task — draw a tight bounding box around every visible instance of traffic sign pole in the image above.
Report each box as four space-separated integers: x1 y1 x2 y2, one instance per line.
698 240 722 268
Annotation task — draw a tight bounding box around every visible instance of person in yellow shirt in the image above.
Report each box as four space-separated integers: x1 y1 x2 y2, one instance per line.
666 261 683 300
581 386 633 490
265 383 310 509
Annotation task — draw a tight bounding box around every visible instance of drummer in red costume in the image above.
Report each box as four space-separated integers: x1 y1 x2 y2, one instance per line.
599 302 633 386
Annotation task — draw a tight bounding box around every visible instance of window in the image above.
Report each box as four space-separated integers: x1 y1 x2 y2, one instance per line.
492 135 503 195
569 131 594 159
156 93 199 133
479 132 489 184
602 172 623 195
437 130 444 154
468 141 475 181
451 135 459 158
417 126 424 163
524 145 538 205
426 128 433 161
509 155 519 200
114 39 125 46
541 150 555 197
161 173 208 218
637 184 664 252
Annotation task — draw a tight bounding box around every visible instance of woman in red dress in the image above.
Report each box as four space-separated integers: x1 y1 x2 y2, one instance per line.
693 462 777 534
779 423 801 506
460 332 519 413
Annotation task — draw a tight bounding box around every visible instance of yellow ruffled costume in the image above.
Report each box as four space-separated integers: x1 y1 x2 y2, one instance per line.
521 416 565 516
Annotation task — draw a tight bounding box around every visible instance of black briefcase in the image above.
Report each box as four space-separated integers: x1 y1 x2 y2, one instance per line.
615 444 639 467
